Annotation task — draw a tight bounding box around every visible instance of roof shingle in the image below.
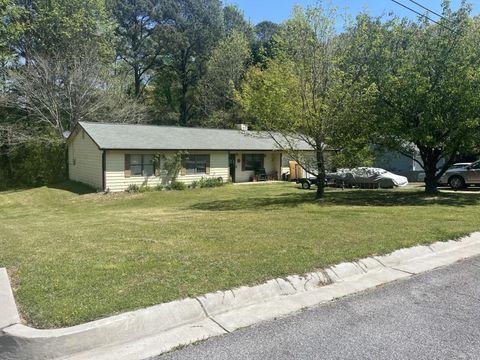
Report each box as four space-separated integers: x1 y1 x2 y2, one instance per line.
77 122 313 151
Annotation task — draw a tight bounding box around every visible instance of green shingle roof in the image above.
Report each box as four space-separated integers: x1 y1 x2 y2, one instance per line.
77 122 313 151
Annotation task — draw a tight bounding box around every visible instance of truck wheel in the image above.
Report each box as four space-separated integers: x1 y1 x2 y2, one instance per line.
301 181 311 189
449 176 465 190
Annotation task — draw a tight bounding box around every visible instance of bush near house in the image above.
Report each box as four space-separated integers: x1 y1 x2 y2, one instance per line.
191 177 224 189
0 141 66 189
0 182 479 328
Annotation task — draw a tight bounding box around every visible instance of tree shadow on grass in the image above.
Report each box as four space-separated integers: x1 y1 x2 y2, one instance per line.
191 192 312 211
0 180 96 195
189 188 480 211
48 181 97 195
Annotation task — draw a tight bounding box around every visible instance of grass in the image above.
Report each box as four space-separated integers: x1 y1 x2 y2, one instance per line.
1 181 479 328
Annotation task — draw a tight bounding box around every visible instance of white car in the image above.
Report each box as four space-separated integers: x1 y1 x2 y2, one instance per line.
327 167 409 188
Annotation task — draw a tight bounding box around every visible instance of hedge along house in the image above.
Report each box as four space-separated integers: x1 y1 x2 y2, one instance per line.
67 122 313 192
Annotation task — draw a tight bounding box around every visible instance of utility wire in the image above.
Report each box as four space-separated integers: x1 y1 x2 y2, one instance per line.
389 0 456 33
406 0 450 23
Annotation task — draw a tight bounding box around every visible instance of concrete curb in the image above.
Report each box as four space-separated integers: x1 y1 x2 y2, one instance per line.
1 232 480 360
0 269 20 329
0 297 223 360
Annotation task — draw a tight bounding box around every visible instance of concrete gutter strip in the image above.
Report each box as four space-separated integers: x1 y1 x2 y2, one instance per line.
0 269 20 329
59 319 226 360
1 232 480 360
0 298 207 360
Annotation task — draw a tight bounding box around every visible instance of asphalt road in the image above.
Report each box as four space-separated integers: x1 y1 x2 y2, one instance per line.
156 256 480 360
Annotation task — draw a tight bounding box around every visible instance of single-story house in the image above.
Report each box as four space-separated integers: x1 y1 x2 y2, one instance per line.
67 122 313 192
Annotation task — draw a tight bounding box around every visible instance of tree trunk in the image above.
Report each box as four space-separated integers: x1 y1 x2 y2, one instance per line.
179 80 188 126
422 150 439 195
178 49 192 127
424 173 438 195
315 145 326 199
134 68 141 98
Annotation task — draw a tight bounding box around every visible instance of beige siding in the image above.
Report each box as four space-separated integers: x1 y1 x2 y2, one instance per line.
68 129 103 189
232 152 282 183
105 150 229 192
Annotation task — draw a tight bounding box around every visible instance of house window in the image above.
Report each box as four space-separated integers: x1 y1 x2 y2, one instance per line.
183 155 210 175
243 154 264 171
130 154 154 176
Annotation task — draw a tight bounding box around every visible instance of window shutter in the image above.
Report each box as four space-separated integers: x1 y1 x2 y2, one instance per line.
206 155 211 174
242 154 246 171
124 154 131 178
261 154 265 169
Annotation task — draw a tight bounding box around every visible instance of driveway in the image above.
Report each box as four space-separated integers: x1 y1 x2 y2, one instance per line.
439 186 480 194
155 256 480 360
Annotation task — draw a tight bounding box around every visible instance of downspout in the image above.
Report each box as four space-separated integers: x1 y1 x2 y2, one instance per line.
65 146 69 181
279 153 283 181
102 150 106 192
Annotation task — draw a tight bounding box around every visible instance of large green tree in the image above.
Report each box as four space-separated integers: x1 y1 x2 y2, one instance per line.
6 0 113 62
0 0 135 146
108 0 170 98
155 0 224 126
252 20 280 66
0 0 24 65
223 4 254 40
238 5 373 199
197 30 251 127
350 2 480 194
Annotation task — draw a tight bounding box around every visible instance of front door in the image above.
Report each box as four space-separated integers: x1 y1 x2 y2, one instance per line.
229 154 236 182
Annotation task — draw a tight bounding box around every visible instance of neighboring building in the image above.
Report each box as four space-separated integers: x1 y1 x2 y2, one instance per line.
374 150 445 182
374 151 424 181
67 122 313 192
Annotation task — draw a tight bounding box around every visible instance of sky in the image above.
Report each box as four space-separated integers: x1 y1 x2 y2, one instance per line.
223 0 479 25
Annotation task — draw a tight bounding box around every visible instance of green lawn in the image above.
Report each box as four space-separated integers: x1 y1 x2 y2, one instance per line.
1 182 479 328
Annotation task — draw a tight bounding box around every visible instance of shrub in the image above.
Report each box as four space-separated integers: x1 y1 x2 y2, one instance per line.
0 140 66 188
197 177 224 188
126 184 152 193
154 184 164 191
158 151 187 184
138 185 151 193
126 184 140 193
169 181 186 190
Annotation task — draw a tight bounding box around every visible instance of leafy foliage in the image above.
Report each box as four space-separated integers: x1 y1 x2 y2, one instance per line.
252 21 280 66
6 0 113 61
191 177 224 188
0 139 65 188
238 5 374 198
154 0 224 126
223 4 254 40
349 2 480 193
2 0 480 196
168 181 186 190
197 30 251 127
157 151 187 184
108 0 168 98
